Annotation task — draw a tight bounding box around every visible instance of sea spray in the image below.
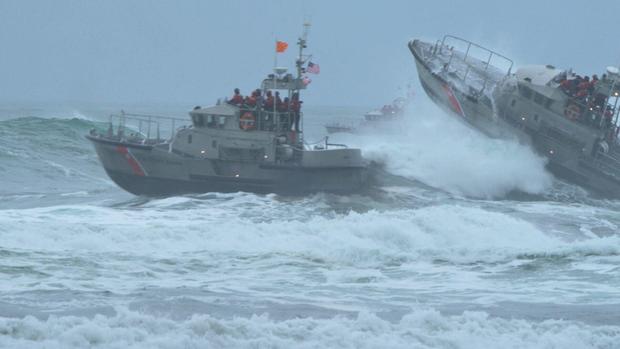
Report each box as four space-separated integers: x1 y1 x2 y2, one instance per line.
331 100 554 198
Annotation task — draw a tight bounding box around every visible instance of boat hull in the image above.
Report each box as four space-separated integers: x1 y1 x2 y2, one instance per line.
88 136 368 196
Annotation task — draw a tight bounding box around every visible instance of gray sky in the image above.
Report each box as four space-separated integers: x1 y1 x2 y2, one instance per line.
2 0 620 106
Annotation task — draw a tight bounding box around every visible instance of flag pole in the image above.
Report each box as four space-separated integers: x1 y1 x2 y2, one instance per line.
274 38 278 69
273 39 278 130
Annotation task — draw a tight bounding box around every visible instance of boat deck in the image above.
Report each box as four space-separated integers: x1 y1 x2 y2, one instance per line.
416 38 512 98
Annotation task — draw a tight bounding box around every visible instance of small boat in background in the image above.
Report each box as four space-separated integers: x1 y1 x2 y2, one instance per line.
325 93 413 134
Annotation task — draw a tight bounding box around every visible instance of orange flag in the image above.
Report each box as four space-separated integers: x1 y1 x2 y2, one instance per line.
276 41 288 53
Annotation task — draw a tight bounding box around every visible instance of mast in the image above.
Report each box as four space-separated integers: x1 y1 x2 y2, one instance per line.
296 21 311 84
294 21 311 140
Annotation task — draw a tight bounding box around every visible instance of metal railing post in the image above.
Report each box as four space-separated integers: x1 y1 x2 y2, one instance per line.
257 110 262 131
464 43 471 63
118 111 125 138
485 52 493 73
463 67 470 82
447 51 455 67
612 97 619 124
147 116 151 140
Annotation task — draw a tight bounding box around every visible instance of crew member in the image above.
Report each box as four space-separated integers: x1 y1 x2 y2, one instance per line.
578 76 590 92
279 96 290 112
275 91 283 110
279 96 290 127
571 76 583 96
228 88 244 105
290 92 302 131
245 91 257 107
263 90 274 109
560 78 572 95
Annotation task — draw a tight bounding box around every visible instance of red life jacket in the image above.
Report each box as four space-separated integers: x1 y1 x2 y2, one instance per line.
230 94 243 105
578 81 590 90
245 96 257 107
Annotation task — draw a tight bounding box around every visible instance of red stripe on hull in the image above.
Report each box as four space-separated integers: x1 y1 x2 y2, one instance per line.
116 145 146 176
442 84 465 117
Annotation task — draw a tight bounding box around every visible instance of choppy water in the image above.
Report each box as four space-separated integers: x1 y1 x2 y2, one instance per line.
1 102 620 348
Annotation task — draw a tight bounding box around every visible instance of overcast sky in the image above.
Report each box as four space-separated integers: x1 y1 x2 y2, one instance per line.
2 0 620 107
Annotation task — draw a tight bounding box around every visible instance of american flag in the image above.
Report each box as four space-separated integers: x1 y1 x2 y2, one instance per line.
307 61 320 74
302 76 312 85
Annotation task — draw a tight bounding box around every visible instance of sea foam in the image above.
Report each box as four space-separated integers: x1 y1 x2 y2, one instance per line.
1 307 618 349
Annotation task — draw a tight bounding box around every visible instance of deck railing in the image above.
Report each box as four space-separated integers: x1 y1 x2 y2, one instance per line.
105 111 189 144
433 35 514 95
441 35 514 77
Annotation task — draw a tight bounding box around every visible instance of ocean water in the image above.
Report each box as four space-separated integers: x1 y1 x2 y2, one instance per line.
1 101 620 348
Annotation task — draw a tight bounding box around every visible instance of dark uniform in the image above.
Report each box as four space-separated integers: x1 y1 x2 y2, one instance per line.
290 93 302 131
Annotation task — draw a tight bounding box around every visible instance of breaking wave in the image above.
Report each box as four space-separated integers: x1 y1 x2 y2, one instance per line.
2 200 618 265
0 117 113 197
331 101 554 198
1 308 618 349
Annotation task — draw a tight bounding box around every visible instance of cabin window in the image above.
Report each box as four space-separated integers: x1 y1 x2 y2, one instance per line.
545 127 584 149
207 115 216 128
188 134 192 144
221 147 264 162
511 99 516 108
545 99 554 109
192 114 205 127
212 140 217 148
534 114 539 122
519 85 533 99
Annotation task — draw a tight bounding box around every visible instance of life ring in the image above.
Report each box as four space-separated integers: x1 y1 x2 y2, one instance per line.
239 112 256 131
564 103 581 121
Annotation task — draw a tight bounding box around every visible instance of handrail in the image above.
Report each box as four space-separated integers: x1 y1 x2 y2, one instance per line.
441 35 514 76
103 110 190 144
326 142 348 148
112 111 187 122
303 136 347 150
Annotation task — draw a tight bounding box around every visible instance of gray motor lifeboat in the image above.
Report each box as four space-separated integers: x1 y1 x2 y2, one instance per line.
86 23 368 196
